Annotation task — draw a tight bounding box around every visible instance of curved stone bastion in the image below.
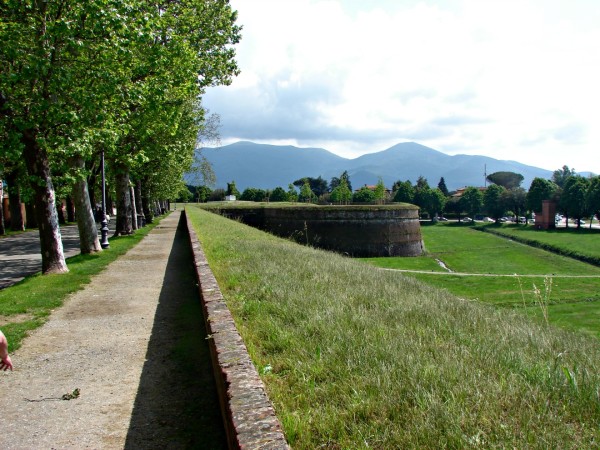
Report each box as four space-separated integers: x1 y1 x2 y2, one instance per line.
209 203 424 257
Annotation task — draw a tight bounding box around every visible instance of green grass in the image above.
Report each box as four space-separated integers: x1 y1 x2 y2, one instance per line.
186 206 600 449
479 223 600 264
364 223 600 338
0 218 162 351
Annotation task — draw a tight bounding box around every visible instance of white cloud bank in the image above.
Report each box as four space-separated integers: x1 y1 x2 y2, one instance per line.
204 0 600 174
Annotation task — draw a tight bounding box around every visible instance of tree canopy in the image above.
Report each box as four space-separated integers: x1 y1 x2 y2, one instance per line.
486 171 524 190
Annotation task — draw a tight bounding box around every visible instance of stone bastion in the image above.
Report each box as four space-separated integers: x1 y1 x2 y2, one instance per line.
207 203 424 257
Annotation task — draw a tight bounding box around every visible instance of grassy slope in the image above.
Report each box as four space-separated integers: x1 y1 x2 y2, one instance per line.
187 206 600 449
364 223 600 338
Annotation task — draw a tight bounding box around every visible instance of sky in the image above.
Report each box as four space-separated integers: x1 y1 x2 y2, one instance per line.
203 0 600 174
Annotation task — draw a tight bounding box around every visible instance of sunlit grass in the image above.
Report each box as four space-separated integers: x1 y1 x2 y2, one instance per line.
187 206 600 449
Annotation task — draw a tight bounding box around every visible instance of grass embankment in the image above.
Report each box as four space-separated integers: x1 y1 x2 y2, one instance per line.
186 206 600 449
0 219 161 351
479 223 600 266
365 223 600 338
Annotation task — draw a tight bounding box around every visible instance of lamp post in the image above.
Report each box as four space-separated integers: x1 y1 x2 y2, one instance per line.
100 150 110 249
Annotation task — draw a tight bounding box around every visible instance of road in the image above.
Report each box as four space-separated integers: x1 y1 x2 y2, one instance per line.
0 223 110 289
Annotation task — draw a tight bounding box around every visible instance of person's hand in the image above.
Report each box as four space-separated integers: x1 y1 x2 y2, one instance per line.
1 355 13 371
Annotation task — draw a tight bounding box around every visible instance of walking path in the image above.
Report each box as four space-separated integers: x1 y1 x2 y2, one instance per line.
0 211 227 449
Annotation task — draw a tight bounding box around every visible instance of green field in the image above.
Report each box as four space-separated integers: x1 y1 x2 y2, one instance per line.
364 223 600 338
187 206 600 449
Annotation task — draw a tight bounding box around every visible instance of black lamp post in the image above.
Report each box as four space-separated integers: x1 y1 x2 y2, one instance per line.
100 150 110 249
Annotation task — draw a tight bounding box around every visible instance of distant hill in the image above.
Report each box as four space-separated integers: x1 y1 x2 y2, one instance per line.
186 141 553 192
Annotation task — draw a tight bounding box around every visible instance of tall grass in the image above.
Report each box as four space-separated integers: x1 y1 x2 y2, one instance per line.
187 206 600 449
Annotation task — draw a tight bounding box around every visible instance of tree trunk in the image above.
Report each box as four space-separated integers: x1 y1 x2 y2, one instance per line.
141 177 153 224
134 180 144 227
4 169 25 231
66 196 75 222
114 166 133 236
22 131 68 274
25 201 37 228
57 199 66 224
71 156 102 254
0 183 4 235
130 185 138 230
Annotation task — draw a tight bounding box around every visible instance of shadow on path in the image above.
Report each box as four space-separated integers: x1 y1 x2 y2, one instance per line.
124 214 227 449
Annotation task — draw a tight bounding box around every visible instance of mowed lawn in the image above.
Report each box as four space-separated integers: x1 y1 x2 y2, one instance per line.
364 223 600 338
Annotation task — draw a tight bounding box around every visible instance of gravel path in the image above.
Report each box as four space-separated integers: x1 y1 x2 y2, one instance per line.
0 211 226 449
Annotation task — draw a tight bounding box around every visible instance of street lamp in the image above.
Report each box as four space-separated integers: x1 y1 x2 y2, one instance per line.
100 150 110 249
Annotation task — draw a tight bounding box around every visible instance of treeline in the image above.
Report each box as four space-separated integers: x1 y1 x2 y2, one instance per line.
0 0 241 274
188 165 600 227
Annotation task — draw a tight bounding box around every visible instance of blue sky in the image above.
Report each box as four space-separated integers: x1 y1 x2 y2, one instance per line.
203 0 600 174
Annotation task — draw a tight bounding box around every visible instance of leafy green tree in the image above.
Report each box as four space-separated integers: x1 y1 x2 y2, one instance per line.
299 181 315 203
352 187 376 203
561 176 590 228
526 178 557 213
422 188 447 221
330 171 352 192
393 180 414 203
587 176 600 222
374 177 386 204
294 176 328 197
486 171 524 189
227 181 240 197
502 188 527 222
413 176 430 209
287 184 298 203
552 165 576 189
459 187 483 221
483 184 506 221
270 186 288 202
437 177 449 197
330 179 352 204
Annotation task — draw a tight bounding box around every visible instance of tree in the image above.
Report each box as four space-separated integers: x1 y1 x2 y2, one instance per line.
294 176 328 197
552 165 576 189
227 181 240 198
587 176 600 223
486 171 524 189
422 188 447 221
330 179 352 204
561 176 590 228
287 184 298 203
330 170 352 193
393 180 414 203
502 188 527 222
526 178 557 213
374 178 386 204
483 184 506 221
413 176 431 209
459 187 483 221
352 186 376 203
437 177 449 197
299 181 315 203
270 186 288 202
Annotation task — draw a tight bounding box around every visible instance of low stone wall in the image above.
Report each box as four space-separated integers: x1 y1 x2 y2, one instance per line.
184 210 290 449
214 204 424 257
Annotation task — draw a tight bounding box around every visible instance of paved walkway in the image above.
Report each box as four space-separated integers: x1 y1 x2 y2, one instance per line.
0 211 227 448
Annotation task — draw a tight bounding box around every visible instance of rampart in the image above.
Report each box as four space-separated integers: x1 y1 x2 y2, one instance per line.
209 203 424 257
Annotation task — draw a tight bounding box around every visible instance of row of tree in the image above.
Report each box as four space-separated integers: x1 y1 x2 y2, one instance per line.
1 0 241 273
192 165 600 228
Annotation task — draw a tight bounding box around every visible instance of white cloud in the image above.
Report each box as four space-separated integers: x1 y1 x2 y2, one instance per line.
204 0 600 173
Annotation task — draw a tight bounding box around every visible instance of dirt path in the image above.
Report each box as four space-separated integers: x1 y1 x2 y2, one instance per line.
0 211 226 449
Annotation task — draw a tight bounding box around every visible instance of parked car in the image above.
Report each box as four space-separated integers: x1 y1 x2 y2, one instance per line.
459 217 471 222
438 216 448 221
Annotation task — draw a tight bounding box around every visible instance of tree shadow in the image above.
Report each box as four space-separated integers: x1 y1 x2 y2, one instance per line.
124 214 227 449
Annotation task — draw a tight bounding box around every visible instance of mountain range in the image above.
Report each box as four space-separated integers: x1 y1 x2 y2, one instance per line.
186 141 554 192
